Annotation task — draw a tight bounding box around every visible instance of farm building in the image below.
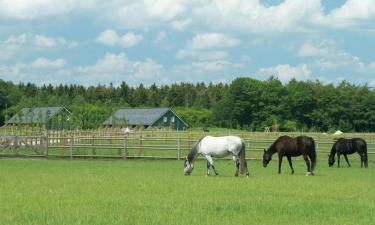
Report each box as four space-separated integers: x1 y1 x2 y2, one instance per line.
102 107 188 130
6 107 72 130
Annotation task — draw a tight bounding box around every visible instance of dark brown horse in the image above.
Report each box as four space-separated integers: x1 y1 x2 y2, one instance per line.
263 136 316 176
328 138 368 168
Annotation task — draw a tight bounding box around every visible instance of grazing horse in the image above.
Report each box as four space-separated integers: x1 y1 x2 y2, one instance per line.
184 136 249 177
328 138 368 168
263 136 316 176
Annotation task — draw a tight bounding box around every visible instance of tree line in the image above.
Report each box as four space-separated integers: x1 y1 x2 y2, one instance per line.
0 77 374 132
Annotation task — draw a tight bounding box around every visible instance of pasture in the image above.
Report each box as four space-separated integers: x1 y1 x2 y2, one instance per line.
1 158 374 225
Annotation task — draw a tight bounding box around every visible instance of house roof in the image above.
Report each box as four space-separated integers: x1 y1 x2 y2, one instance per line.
6 107 70 124
103 107 178 126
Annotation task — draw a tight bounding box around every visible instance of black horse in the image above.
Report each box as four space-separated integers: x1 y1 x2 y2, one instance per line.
328 138 368 168
263 136 317 176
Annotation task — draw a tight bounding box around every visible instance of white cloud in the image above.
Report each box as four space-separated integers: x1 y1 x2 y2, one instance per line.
96 29 143 48
31 58 66 69
34 35 57 47
95 29 118 46
170 19 192 31
257 64 311 82
4 34 27 45
0 52 166 86
0 0 96 20
33 35 77 48
77 53 164 85
190 33 239 50
323 0 375 28
120 32 143 47
298 42 328 57
176 49 229 61
78 53 130 73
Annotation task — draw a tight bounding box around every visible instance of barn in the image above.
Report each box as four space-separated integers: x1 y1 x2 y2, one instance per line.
6 107 72 130
102 107 188 130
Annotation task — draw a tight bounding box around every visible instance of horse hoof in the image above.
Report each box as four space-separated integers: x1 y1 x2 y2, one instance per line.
306 172 312 176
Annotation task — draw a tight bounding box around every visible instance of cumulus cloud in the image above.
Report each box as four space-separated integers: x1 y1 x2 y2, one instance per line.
176 49 229 61
170 19 192 31
1 0 375 33
4 34 27 45
3 34 77 48
298 42 328 57
31 58 66 69
322 0 375 28
190 33 239 50
257 64 312 82
73 53 165 85
96 29 143 48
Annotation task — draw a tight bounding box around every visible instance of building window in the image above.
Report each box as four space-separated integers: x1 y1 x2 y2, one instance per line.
163 116 167 123
171 116 175 123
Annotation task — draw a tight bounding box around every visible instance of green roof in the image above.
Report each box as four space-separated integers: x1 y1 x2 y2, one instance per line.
7 107 70 124
103 107 187 127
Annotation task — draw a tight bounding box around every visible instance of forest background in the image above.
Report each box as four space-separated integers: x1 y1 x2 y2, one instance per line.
0 77 374 132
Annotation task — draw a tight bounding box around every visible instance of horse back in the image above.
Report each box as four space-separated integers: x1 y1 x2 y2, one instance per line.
335 138 360 154
274 135 314 156
199 136 242 157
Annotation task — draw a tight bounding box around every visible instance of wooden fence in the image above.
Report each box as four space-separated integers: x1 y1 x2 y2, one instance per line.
1 134 375 160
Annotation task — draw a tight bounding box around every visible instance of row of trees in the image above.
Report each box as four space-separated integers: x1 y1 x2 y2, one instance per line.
0 78 374 132
213 77 375 132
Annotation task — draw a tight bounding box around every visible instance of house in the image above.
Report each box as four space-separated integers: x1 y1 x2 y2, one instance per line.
6 107 72 130
102 107 188 130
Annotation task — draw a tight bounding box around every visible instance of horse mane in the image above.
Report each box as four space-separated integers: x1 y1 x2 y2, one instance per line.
187 137 203 163
266 139 277 155
329 140 338 156
267 135 290 154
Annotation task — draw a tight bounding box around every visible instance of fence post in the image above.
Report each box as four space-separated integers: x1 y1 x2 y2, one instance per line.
70 135 73 159
44 135 48 157
139 133 143 155
123 135 128 159
177 138 181 160
14 135 19 156
92 134 95 157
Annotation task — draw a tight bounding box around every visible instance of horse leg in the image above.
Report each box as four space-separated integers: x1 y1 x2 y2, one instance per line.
287 156 294 174
278 154 283 174
235 160 240 177
343 154 351 167
205 155 218 176
244 161 250 177
337 153 341 168
206 160 211 176
303 154 312 176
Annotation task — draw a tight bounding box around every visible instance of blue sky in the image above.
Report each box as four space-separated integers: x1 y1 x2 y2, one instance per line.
0 0 374 87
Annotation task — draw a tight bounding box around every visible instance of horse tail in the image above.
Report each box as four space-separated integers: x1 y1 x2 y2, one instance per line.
310 138 317 172
364 140 368 168
239 140 246 174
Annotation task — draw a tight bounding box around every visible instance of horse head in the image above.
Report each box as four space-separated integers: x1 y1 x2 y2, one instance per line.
328 154 335 167
184 157 194 175
263 149 271 168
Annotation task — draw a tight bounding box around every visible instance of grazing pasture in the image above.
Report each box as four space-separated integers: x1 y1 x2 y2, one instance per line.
0 158 374 225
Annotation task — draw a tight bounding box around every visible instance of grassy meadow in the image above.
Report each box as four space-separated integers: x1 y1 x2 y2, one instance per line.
0 158 374 225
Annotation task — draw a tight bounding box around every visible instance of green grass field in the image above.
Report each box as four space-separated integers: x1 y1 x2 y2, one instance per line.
0 158 374 225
